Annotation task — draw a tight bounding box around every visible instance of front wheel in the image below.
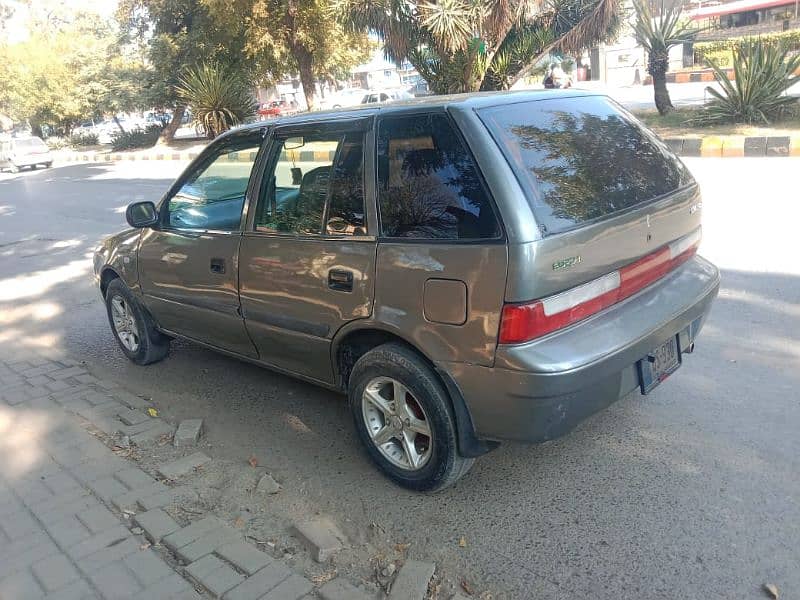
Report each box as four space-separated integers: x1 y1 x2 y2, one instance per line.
9 162 19 173
105 278 169 365
348 343 474 492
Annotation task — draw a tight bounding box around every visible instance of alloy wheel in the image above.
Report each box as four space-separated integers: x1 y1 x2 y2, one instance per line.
361 376 433 471
110 295 140 352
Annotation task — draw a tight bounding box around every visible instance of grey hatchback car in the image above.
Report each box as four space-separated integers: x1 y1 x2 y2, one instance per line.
95 91 719 491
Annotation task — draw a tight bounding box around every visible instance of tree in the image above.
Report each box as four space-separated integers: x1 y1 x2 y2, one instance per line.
176 62 258 137
631 0 696 115
116 0 253 141
335 0 623 94
245 0 373 110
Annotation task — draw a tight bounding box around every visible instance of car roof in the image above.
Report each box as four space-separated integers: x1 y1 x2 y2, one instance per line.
226 89 601 139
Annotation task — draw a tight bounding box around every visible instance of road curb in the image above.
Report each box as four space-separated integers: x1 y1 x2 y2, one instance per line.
665 135 800 157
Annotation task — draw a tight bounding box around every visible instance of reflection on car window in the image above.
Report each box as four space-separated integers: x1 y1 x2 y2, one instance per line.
255 132 366 236
167 143 260 231
377 113 500 240
478 96 693 236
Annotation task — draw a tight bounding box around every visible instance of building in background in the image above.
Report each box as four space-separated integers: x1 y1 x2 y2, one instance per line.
688 0 800 40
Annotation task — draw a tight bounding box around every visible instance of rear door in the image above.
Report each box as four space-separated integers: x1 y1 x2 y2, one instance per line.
239 118 376 383
137 130 263 357
372 110 508 367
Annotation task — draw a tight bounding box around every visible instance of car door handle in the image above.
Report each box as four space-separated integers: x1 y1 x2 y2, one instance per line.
210 258 226 274
328 269 354 292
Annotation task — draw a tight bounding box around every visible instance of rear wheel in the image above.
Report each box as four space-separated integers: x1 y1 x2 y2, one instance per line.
348 343 474 492
9 162 18 173
105 278 169 365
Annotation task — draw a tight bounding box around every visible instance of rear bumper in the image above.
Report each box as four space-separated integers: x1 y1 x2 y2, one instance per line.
438 255 720 443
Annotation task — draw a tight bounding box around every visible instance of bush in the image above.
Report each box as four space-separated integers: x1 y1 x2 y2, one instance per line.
700 38 800 125
110 125 161 152
175 62 257 139
45 136 69 150
68 131 99 147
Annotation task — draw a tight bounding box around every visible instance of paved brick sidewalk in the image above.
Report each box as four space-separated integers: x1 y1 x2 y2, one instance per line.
0 353 200 599
0 350 397 600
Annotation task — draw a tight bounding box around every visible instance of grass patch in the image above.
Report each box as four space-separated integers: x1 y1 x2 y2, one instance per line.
633 107 800 138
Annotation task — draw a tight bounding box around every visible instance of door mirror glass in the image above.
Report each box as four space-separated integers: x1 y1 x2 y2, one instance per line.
126 201 158 228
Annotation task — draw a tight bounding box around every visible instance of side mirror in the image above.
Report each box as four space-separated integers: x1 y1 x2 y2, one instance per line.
126 201 158 228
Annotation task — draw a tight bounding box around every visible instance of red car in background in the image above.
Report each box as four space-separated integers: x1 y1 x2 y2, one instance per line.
258 100 298 119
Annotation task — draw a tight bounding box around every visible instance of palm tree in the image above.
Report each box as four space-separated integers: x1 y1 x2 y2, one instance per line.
631 0 696 115
334 0 624 94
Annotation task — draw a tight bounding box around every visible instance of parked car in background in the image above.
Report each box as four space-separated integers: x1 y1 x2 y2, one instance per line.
258 100 298 120
320 88 366 109
95 90 719 492
0 135 53 172
360 89 414 105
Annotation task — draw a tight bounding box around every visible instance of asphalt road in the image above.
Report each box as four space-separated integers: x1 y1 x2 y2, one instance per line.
1 159 798 599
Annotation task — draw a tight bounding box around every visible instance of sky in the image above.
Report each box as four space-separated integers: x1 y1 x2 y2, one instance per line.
3 0 118 43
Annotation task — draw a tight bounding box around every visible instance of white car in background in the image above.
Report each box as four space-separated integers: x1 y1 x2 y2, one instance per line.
321 88 367 109
359 89 414 104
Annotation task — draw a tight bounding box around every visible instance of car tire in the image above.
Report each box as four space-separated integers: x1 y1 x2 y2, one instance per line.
43 162 52 168
104 278 170 365
348 342 474 492
9 162 18 173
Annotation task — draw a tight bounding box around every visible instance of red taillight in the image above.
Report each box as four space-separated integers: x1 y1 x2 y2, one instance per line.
499 229 701 345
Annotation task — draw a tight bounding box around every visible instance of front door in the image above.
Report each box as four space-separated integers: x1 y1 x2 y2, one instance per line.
239 119 377 383
137 130 264 357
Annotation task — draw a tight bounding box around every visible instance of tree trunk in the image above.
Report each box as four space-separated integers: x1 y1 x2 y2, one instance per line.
159 104 186 144
652 70 674 115
112 115 126 134
293 45 317 111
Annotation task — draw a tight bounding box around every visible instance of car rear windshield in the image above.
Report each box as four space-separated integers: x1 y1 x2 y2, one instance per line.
478 95 693 236
14 137 48 150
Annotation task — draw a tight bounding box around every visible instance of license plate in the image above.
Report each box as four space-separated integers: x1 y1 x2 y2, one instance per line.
638 336 681 394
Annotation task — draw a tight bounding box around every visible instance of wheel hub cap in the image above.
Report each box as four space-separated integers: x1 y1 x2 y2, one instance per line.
110 295 140 352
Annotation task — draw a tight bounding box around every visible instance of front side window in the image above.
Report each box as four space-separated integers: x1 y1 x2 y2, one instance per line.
166 139 260 231
255 131 365 236
377 113 500 240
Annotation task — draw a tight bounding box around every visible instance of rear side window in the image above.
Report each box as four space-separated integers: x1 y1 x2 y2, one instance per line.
478 96 693 236
377 113 500 240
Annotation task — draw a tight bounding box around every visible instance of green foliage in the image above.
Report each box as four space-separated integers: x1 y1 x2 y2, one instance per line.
335 0 623 94
700 38 800 125
695 30 800 67
68 132 99 147
111 125 162 151
176 63 257 138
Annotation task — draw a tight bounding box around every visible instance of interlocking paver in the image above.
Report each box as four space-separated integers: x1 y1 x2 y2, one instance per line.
0 535 59 579
132 508 181 544
259 574 313 600
42 516 91 549
41 578 98 600
0 508 40 540
89 560 142 598
215 541 271 576
129 421 174 445
40 471 82 496
136 572 198 599
77 537 141 573
387 560 436 600
157 452 212 480
185 555 244 598
0 568 45 599
114 467 156 490
117 408 150 426
31 553 80 592
163 516 225 551
65 524 130 560
222 559 292 600
76 505 120 534
69 456 129 484
111 481 169 512
174 419 203 447
175 526 241 563
123 548 174 586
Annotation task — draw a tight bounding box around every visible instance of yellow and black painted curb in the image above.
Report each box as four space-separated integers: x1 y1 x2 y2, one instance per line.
54 136 800 163
665 135 800 157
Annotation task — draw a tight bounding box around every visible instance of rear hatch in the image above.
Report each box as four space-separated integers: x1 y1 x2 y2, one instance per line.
13 137 51 159
477 94 703 343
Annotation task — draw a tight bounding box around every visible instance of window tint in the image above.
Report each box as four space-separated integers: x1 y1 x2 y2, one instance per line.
326 133 366 235
255 132 365 236
478 96 694 236
377 113 500 240
167 141 259 231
